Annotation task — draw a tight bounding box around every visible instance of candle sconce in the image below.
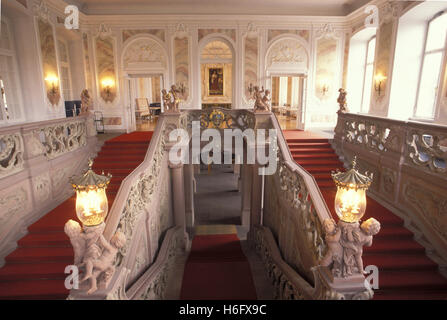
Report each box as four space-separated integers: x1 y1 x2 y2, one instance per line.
374 74 387 97
101 78 115 103
44 74 60 106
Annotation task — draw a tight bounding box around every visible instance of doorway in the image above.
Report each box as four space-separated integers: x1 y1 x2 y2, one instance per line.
270 75 306 130
127 74 163 132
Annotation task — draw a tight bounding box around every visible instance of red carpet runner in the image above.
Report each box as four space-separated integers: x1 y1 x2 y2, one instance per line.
0 131 152 299
180 234 258 300
284 130 447 300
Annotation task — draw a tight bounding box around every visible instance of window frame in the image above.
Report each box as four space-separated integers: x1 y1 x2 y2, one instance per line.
360 35 376 114
413 10 447 120
0 16 25 125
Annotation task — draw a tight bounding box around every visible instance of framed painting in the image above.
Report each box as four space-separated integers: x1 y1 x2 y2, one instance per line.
208 68 224 96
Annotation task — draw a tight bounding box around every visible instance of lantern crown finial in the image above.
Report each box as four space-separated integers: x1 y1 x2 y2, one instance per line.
331 157 373 190
70 159 112 191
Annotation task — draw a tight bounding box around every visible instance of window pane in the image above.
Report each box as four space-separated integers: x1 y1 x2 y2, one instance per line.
362 64 374 112
426 13 447 52
416 52 443 118
366 38 376 64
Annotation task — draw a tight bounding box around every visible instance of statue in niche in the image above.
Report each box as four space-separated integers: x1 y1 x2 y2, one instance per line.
253 86 271 112
64 219 126 294
337 88 348 113
80 89 93 114
162 85 180 112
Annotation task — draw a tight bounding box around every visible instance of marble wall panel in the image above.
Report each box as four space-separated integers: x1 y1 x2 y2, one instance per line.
174 37 189 101
244 37 258 101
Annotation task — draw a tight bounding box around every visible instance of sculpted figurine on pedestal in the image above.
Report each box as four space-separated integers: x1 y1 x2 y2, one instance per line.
162 85 181 113
321 217 380 278
64 220 126 294
337 88 348 113
80 89 93 114
253 86 271 112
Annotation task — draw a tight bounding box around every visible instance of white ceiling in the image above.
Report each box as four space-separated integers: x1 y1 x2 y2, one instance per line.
66 0 372 16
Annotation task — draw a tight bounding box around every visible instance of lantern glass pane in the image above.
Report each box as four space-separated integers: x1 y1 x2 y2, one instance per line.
75 188 108 226
334 186 367 223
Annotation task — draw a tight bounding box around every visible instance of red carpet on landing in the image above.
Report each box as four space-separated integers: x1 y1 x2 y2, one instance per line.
180 234 258 300
283 129 447 300
0 131 152 299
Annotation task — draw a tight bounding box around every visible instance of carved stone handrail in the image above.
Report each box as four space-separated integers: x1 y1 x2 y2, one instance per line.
333 112 447 273
0 114 97 265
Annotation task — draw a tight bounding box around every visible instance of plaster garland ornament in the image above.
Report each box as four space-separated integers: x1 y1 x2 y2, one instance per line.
64 220 126 294
174 23 189 38
252 86 271 112
245 22 258 38
315 23 341 39
97 23 112 38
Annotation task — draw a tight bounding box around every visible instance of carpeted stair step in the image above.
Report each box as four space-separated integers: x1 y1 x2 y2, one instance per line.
5 247 73 264
363 252 439 271
98 148 147 156
290 148 335 154
295 159 343 166
287 142 332 149
0 262 68 281
286 138 328 143
365 237 425 254
94 154 146 162
302 166 344 174
18 232 70 247
292 153 340 160
0 279 69 300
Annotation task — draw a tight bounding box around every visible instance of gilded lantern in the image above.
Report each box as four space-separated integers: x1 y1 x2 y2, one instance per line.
331 157 373 223
70 159 112 227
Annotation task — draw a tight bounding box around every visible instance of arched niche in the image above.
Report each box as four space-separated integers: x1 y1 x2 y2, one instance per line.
121 35 169 132
265 36 309 129
198 35 236 108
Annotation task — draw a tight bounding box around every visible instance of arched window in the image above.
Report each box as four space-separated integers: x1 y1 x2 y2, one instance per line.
346 28 376 113
414 11 447 119
361 36 376 113
0 18 24 124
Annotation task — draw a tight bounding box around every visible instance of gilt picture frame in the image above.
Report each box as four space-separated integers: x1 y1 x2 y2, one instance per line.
208 67 224 96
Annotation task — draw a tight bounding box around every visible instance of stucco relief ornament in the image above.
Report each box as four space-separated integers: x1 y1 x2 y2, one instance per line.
97 23 112 38
33 0 50 21
64 220 126 294
174 23 188 38
337 88 348 113
253 86 271 112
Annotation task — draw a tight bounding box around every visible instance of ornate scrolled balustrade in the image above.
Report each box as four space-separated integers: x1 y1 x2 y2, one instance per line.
333 112 447 271
0 115 97 264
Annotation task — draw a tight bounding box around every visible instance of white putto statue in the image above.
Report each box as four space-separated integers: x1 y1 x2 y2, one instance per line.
253 86 271 112
162 85 181 113
64 220 126 294
321 217 380 278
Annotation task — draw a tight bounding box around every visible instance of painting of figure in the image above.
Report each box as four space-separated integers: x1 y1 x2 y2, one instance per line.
209 68 224 96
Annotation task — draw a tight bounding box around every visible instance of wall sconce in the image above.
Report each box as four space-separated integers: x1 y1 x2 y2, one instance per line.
321 78 330 96
70 159 112 227
101 78 115 103
374 74 387 96
44 74 60 106
331 156 372 223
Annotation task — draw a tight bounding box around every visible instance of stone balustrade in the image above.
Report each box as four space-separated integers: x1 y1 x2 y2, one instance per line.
333 111 447 274
0 114 98 265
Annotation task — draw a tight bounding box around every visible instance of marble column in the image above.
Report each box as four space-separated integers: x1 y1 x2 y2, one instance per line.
183 163 195 229
250 164 263 227
240 164 252 227
169 162 189 246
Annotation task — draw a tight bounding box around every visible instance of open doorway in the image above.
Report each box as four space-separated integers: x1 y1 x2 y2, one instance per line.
270 75 305 130
128 74 163 132
194 161 242 226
